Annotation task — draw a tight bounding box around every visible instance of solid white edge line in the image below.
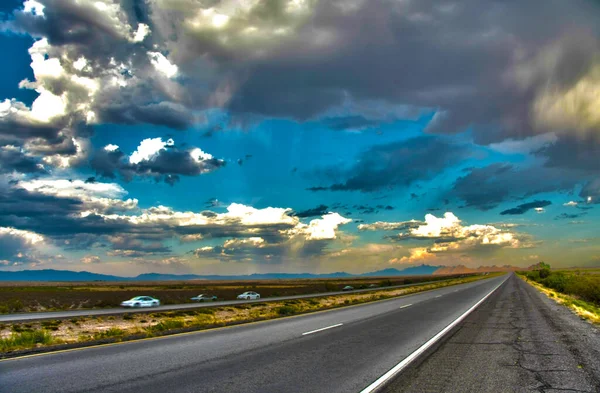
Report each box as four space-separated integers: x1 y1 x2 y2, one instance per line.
399 304 412 309
302 323 343 336
359 277 508 393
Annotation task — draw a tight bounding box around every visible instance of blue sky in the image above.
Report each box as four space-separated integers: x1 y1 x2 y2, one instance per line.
0 0 599 275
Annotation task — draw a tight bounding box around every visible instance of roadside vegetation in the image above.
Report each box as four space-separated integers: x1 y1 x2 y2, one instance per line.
0 274 471 314
0 273 499 355
519 265 600 324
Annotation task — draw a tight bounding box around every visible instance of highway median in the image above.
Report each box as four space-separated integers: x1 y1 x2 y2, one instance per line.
0 273 501 358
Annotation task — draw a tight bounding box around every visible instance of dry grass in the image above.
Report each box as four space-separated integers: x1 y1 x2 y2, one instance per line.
519 275 600 325
0 273 497 354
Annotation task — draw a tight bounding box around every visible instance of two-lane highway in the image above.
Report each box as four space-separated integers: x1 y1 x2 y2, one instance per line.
0 274 507 393
0 278 462 323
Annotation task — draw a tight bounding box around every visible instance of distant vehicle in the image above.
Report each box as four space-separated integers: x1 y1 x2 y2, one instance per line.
237 291 260 300
120 296 160 308
368 284 378 288
190 294 218 302
342 286 354 291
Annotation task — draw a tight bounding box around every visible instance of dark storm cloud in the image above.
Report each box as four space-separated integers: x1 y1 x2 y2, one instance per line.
0 147 46 174
536 134 600 172
451 164 580 210
555 213 587 220
580 179 600 204
106 236 171 258
292 204 329 218
219 0 600 142
500 200 552 216
6 0 600 146
308 136 473 192
98 102 196 131
90 144 225 185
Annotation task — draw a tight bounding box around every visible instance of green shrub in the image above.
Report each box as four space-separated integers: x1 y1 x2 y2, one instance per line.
541 272 570 292
147 319 185 333
0 329 53 351
41 320 61 330
539 268 551 279
93 328 125 340
276 306 296 316
564 276 600 304
12 324 33 333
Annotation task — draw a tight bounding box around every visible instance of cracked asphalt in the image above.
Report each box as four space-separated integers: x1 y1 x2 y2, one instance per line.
383 273 600 393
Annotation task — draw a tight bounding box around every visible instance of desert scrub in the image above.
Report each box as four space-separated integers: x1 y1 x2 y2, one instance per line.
524 270 600 305
93 328 126 340
40 320 61 331
521 275 600 324
147 318 185 333
0 329 54 351
276 306 297 316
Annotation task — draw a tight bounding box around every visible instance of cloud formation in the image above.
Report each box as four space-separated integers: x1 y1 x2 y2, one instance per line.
500 200 552 216
309 136 473 192
91 137 225 184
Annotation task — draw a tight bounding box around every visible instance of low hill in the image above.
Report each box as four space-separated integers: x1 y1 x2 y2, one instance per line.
0 265 442 282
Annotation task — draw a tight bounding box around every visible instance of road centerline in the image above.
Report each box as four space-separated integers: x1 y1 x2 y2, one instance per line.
302 323 343 336
399 304 412 309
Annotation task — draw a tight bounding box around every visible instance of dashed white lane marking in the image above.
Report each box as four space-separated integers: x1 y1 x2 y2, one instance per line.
302 323 343 336
359 278 507 393
435 295 442 298
399 304 412 309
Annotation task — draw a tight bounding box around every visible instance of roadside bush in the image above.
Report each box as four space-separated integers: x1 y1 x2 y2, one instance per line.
41 320 62 331
379 279 393 287
147 319 185 333
93 328 125 340
276 306 296 316
539 268 551 279
195 308 215 315
564 276 600 305
11 324 33 333
0 329 53 351
0 299 25 314
541 272 570 292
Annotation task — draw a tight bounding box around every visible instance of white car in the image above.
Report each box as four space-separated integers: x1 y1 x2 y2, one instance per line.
237 291 260 300
120 296 160 308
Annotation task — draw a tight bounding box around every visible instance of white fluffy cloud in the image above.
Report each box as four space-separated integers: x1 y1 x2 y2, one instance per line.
129 138 174 165
360 212 529 265
399 212 521 249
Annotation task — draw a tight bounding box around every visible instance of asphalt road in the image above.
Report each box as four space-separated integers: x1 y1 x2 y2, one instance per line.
0 278 460 323
0 275 506 393
382 273 600 393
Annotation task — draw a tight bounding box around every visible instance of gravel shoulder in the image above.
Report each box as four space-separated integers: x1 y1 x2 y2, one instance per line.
383 273 600 393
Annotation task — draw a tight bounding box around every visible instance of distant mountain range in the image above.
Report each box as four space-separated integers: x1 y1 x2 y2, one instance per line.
432 264 525 275
0 264 446 282
0 264 532 282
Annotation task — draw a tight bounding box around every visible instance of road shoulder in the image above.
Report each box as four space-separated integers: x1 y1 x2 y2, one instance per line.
382 274 600 393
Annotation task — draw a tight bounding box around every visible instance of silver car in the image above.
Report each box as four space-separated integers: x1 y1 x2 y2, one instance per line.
190 294 218 302
237 291 260 300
